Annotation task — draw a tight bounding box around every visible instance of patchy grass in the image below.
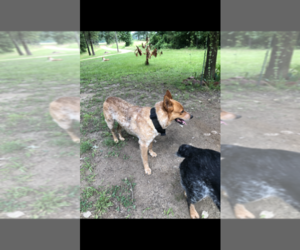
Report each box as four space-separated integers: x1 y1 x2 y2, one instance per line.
0 43 79 219
164 208 174 217
94 189 113 217
80 140 94 154
108 177 137 213
0 141 25 154
0 185 80 218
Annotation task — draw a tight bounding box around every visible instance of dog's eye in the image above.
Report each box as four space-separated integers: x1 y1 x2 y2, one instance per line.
181 110 184 114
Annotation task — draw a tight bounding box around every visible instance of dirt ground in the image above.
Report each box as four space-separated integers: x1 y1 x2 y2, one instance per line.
221 79 300 218
80 83 221 219
0 84 80 219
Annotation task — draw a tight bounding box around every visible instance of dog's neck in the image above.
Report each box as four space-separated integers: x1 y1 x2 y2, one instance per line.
154 101 172 129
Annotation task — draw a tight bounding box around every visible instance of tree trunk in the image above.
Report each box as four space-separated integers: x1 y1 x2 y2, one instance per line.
264 31 299 80
7 32 23 55
204 31 219 82
74 31 80 48
115 32 119 52
88 32 95 55
18 32 32 55
83 32 91 56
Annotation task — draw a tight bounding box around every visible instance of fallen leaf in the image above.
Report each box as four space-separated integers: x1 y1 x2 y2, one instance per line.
6 211 24 218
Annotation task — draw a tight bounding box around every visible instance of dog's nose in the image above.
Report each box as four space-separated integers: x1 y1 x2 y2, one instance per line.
190 115 193 119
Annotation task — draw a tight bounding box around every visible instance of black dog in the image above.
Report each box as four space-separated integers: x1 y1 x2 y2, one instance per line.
221 144 300 218
176 144 220 218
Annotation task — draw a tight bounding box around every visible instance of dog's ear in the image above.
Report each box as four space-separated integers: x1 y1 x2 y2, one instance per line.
165 90 173 99
163 95 174 113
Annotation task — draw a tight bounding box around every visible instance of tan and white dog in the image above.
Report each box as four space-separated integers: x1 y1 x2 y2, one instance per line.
102 57 110 61
48 57 63 61
103 90 193 175
49 97 80 143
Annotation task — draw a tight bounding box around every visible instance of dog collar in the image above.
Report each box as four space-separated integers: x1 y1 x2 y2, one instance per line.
150 107 166 136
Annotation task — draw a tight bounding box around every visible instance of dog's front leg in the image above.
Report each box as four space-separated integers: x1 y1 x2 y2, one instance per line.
187 202 200 219
139 142 151 175
148 141 157 157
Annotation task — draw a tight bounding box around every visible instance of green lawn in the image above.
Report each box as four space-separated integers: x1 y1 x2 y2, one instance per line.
0 44 79 85
221 48 300 79
80 47 221 91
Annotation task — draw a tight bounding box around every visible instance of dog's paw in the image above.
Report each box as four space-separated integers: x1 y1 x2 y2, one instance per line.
145 167 152 175
73 138 80 143
149 151 157 157
237 211 255 219
190 211 200 219
114 138 119 143
234 204 255 219
119 137 125 141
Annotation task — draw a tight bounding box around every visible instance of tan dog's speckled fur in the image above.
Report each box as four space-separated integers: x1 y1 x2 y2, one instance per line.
103 90 193 175
49 97 80 143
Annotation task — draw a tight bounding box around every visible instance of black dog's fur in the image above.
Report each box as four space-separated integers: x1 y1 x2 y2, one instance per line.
176 144 220 217
221 144 300 217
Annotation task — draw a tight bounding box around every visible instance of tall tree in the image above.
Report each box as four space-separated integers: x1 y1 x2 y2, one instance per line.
52 32 75 44
0 32 15 54
18 32 32 55
115 32 119 52
88 32 95 55
133 31 143 40
74 31 80 48
80 32 87 54
204 31 219 82
83 32 91 56
117 31 132 47
264 31 299 80
99 32 115 45
6 31 23 55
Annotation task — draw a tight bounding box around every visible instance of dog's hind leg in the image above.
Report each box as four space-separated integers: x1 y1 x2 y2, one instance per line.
103 111 119 143
148 141 157 157
117 123 125 141
50 108 80 143
65 127 80 143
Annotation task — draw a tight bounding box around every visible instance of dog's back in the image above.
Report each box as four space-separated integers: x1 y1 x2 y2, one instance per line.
50 97 80 120
103 97 135 120
221 144 300 211
178 144 220 210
